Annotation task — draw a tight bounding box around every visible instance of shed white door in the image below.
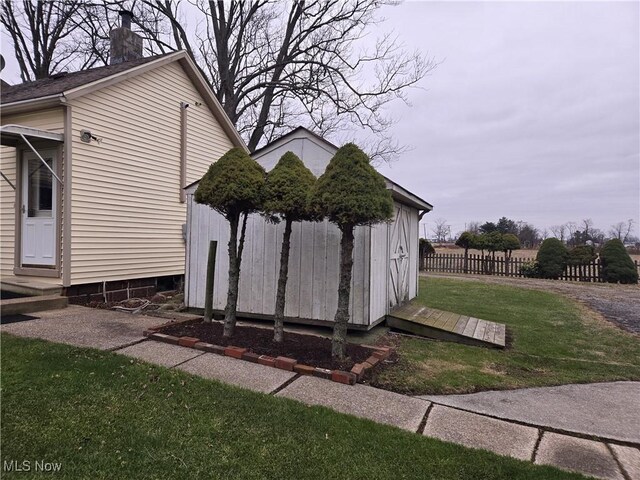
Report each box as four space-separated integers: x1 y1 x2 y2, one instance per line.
389 204 411 307
21 151 57 267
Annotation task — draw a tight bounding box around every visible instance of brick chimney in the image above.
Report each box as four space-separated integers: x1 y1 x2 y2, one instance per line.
110 10 143 65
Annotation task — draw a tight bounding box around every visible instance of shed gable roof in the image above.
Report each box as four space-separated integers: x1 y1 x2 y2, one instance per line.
186 126 432 212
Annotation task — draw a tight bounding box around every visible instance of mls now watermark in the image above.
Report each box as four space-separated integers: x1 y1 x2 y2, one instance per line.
3 460 62 473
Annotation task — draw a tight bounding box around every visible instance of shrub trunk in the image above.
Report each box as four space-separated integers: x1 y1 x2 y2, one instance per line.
273 218 293 343
223 213 248 338
332 225 355 359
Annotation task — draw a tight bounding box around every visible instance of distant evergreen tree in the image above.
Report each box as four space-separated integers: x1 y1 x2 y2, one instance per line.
536 238 569 279
600 239 638 284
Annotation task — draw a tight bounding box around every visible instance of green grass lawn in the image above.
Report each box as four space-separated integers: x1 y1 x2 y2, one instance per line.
370 277 640 395
0 334 585 480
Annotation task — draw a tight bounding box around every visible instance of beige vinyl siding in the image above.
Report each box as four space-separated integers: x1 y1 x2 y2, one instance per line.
0 108 64 279
68 61 234 284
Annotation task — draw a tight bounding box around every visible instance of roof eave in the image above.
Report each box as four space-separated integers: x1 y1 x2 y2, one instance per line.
176 55 248 152
62 51 186 100
385 178 433 211
0 94 64 116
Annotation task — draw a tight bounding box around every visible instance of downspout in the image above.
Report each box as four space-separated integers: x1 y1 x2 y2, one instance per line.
62 101 73 287
179 102 188 203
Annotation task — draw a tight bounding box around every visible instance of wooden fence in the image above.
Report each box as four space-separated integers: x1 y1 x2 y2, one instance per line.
420 253 640 283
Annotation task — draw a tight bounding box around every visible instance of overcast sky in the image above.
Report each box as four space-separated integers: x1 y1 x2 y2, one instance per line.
1 1 638 239
374 1 639 238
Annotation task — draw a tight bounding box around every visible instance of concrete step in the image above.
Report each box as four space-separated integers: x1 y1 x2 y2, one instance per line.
1 276 63 296
0 294 68 316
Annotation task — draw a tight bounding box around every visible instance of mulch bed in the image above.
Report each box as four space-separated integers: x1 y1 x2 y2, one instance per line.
159 320 375 370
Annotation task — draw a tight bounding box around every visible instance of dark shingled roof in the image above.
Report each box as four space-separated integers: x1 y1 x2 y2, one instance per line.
1 53 172 105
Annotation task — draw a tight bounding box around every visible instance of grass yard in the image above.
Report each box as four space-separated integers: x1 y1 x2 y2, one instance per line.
371 277 640 395
0 334 585 480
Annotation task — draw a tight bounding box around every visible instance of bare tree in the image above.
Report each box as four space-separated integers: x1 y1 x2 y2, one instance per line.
432 218 450 243
581 218 594 239
609 219 634 243
549 224 567 243
139 0 436 161
0 0 102 81
465 221 481 235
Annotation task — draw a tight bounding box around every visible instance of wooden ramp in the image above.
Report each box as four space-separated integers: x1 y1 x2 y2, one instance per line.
387 302 506 349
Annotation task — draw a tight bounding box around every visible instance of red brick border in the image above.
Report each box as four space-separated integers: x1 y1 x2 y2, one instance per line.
145 330 392 387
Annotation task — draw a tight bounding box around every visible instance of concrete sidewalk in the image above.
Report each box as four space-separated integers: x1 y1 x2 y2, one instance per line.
0 306 160 350
2 307 638 480
420 382 640 444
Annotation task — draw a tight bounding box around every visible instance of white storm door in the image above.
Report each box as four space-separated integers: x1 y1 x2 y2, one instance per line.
21 151 57 267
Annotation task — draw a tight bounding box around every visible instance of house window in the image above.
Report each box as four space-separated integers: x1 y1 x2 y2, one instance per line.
27 158 53 217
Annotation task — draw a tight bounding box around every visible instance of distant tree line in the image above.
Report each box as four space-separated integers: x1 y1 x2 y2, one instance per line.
422 216 638 284
428 217 638 250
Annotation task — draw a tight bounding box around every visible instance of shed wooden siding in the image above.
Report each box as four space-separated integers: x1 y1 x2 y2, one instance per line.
68 61 234 284
185 195 372 326
0 108 65 278
369 221 389 322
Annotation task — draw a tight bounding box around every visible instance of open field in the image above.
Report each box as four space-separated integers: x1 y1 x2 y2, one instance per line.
0 334 582 480
370 277 640 395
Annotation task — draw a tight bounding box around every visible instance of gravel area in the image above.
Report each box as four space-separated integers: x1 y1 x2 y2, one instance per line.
425 273 640 333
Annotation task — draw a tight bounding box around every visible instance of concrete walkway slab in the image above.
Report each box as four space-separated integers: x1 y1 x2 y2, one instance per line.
609 444 640 480
0 306 160 350
535 432 623 480
276 375 429 431
118 341 202 367
176 353 295 394
420 382 640 443
423 405 538 460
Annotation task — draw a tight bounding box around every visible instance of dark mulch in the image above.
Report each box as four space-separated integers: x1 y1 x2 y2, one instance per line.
159 321 376 370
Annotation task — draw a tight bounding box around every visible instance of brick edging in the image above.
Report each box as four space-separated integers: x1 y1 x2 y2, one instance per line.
144 330 392 386
145 316 202 333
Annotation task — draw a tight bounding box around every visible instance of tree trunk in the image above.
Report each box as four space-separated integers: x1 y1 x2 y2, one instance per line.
332 225 355 359
463 247 469 274
223 213 240 338
273 218 293 343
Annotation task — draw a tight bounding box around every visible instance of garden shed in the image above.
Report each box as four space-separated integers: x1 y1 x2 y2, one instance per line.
184 127 432 330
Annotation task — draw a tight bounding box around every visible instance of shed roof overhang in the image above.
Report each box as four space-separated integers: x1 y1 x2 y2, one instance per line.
383 177 433 212
0 124 65 190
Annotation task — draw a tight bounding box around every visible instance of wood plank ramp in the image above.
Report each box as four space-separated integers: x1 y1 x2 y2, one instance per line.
386 302 506 349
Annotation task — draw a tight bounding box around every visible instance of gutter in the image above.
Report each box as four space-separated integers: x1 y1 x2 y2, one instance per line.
0 94 64 116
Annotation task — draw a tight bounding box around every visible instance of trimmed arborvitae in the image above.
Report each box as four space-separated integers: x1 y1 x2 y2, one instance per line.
263 152 317 343
536 238 569 279
313 143 393 359
194 147 266 337
502 234 520 259
600 239 638 284
568 245 597 265
420 238 435 256
456 231 476 273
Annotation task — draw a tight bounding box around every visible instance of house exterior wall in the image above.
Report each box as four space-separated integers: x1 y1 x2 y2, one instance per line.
68 61 234 285
0 108 65 280
184 196 372 327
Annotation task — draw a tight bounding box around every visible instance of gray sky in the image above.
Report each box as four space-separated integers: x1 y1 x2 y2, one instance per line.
374 1 639 238
1 1 638 239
